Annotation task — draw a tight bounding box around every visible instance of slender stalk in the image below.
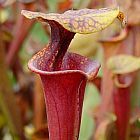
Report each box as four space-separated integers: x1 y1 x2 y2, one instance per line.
134 26 140 57
94 29 127 140
113 75 131 140
6 2 35 67
0 39 25 139
97 40 122 123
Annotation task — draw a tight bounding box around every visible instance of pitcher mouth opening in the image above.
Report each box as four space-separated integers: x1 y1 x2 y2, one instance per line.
28 50 100 80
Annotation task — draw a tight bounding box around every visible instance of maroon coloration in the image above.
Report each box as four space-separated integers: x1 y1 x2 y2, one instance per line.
28 19 100 140
41 72 86 140
113 76 130 140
